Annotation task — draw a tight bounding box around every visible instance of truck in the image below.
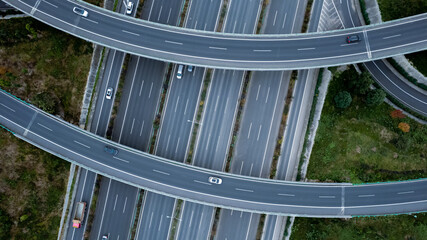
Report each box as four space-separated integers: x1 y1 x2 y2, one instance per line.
72 202 86 228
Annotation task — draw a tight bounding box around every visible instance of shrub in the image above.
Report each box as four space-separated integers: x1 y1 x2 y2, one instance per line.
334 91 352 109
32 92 57 114
0 209 12 239
390 109 405 119
366 89 386 106
350 71 374 95
392 135 412 151
398 122 410 133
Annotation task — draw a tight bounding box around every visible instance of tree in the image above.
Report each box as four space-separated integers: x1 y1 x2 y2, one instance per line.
334 91 352 109
398 122 410 133
366 89 386 106
390 109 405 119
32 92 57 114
350 71 374 95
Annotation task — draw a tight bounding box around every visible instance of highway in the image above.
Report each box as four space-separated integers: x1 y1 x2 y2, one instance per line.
76 2 141 240
1 89 427 217
335 0 427 116
129 0 187 239
3 0 427 70
65 168 96 240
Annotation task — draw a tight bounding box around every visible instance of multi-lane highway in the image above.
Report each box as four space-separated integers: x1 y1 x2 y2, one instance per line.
4 0 427 70
1 89 427 217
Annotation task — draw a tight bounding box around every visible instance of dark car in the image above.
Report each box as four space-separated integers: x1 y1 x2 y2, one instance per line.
104 146 119 156
347 35 360 43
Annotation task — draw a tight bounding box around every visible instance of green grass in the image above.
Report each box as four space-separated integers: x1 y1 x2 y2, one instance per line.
376 0 427 78
0 18 92 124
306 67 426 183
291 214 427 240
0 129 70 239
406 51 427 77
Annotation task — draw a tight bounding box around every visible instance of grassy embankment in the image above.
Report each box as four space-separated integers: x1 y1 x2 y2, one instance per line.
377 0 427 76
290 67 426 239
0 17 92 239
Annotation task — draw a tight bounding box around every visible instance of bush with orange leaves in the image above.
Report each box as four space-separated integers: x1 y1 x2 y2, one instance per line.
390 109 405 119
398 122 410 132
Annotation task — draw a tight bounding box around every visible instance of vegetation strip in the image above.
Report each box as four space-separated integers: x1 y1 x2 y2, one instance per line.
301 0 314 33
85 47 106 128
296 68 323 181
256 0 270 34
84 174 101 240
148 64 173 153
129 189 144 239
269 71 297 179
186 69 212 163
215 0 229 32
106 53 130 139
224 71 251 172
168 199 183 239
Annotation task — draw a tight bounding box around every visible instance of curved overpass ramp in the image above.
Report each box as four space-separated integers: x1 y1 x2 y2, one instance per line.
4 0 427 70
1 90 426 217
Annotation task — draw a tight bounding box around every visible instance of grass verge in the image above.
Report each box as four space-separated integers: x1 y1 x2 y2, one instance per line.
291 214 427 240
0 129 70 239
0 18 92 124
306 67 426 183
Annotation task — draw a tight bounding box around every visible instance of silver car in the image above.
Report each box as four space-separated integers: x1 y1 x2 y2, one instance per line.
208 177 222 184
126 2 134 15
106 87 113 100
73 7 88 17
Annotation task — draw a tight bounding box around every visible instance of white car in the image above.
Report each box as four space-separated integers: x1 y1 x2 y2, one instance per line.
126 2 134 15
73 7 88 17
208 177 222 184
106 87 113 100
102 234 109 240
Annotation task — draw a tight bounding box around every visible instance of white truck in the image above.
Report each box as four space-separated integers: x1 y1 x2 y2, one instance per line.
72 202 86 228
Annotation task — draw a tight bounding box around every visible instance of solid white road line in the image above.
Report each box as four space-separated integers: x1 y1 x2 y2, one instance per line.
123 197 127 213
82 18 98 24
0 103 15 112
165 40 183 45
37 122 52 131
209 46 227 50
235 188 254 193
113 156 130 163
382 34 401 40
43 1 58 8
113 194 118 210
358 194 375 197
194 180 211 185
253 49 272 52
319 195 336 199
298 47 316 51
122 30 140 36
397 191 414 195
74 140 91 148
278 193 295 197
153 169 170 175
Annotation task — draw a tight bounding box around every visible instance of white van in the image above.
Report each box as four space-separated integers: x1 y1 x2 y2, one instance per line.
177 65 184 79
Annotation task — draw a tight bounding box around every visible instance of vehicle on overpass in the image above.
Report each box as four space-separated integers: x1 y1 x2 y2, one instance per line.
72 202 86 228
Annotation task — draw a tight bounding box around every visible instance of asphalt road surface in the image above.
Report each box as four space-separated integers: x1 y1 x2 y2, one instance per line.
65 168 96 240
1 90 427 216
4 0 427 70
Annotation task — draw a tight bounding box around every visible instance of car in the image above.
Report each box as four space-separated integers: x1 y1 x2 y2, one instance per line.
126 2 134 15
106 87 113 100
347 35 360 43
102 234 109 240
208 176 222 184
104 146 119 156
187 65 194 72
73 7 88 17
176 65 184 79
